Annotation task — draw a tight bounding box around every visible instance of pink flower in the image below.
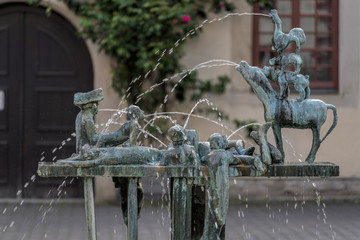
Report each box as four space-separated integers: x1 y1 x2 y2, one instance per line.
182 15 190 23
94 8 99 13
93 20 97 26
172 19 178 24
219 2 225 9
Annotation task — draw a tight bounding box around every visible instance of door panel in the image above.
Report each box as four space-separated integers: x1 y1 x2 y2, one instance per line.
0 4 93 198
0 10 23 197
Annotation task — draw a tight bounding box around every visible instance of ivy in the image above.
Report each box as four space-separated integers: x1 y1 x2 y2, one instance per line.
28 0 267 136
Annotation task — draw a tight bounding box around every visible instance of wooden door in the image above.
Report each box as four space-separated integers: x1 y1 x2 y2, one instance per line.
0 4 93 198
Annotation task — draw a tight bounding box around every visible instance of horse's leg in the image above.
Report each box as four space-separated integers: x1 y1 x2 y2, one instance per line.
272 124 285 163
306 127 321 163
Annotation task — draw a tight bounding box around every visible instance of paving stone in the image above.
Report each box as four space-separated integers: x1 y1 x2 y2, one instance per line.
0 200 359 240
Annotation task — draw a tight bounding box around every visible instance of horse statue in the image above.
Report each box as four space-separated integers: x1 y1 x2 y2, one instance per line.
236 61 337 163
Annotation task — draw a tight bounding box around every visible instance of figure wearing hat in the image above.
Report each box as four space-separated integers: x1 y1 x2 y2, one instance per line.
74 88 104 153
73 88 145 226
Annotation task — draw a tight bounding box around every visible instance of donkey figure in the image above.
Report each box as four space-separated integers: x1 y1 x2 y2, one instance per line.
236 61 337 163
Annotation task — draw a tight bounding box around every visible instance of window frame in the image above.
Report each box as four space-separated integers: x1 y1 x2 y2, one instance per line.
252 0 339 91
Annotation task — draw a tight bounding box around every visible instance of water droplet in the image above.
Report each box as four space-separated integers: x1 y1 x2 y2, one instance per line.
31 175 36 182
52 148 57 153
2 208 7 214
233 179 237 184
13 207 18 212
9 221 14 228
20 200 24 205
24 182 29 188
16 190 22 196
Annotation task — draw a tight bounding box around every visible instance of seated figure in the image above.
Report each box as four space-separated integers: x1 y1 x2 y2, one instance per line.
70 89 150 226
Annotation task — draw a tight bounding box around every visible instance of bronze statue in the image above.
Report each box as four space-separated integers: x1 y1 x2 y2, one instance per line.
263 66 310 101
201 134 237 239
270 9 305 56
73 90 150 226
236 9 338 163
162 125 199 166
236 61 337 163
73 88 105 153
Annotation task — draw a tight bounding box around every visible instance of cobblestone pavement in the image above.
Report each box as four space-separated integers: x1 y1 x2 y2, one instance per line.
0 200 359 240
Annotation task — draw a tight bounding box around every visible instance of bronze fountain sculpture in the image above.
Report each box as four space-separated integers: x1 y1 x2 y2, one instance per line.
37 10 339 240
236 9 337 164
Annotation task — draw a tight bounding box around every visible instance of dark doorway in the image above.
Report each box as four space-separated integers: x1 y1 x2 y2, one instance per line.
0 4 93 198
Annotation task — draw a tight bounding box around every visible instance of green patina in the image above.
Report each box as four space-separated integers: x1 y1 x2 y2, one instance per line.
37 10 339 240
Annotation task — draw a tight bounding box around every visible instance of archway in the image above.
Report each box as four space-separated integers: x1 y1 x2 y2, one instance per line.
0 3 93 198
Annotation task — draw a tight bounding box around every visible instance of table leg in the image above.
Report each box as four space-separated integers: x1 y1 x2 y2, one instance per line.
84 177 97 240
127 178 138 240
171 178 192 240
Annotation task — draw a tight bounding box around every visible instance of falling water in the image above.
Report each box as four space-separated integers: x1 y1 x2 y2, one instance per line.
1 10 341 240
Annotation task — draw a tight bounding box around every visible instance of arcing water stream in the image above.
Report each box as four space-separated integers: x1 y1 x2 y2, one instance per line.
0 11 339 240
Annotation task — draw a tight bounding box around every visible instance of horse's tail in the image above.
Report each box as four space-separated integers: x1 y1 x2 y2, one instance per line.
320 104 337 143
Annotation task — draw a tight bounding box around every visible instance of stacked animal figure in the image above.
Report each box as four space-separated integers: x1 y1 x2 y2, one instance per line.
236 9 337 164
267 9 309 101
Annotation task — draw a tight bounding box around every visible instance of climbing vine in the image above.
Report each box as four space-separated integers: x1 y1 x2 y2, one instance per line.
28 0 268 134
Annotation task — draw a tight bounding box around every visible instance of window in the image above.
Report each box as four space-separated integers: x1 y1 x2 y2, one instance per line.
253 0 339 90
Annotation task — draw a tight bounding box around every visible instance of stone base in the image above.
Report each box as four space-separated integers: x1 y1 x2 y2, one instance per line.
228 177 360 202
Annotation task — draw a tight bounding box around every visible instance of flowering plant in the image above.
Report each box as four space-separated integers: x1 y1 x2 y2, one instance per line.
69 0 236 114
28 0 266 134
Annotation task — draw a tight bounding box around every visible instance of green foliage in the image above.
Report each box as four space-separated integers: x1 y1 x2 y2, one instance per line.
28 0 264 138
246 0 274 7
54 0 235 116
28 0 236 110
